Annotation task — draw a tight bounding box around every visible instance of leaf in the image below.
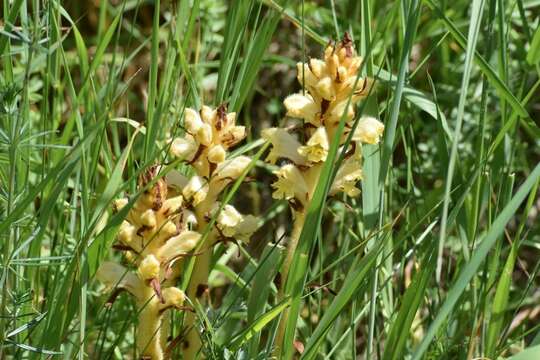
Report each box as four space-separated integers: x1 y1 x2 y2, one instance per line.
526 25 540 65
229 298 291 351
412 162 540 360
424 0 529 118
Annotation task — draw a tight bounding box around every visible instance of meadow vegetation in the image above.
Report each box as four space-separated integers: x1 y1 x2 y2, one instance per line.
0 0 539 359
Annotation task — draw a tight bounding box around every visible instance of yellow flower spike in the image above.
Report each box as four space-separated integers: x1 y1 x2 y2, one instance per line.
298 126 330 163
270 34 384 357
99 165 208 360
163 103 258 360
353 116 385 144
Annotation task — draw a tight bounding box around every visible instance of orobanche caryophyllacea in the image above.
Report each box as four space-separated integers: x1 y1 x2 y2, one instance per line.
263 33 385 356
168 104 259 360
98 166 198 360
98 104 259 360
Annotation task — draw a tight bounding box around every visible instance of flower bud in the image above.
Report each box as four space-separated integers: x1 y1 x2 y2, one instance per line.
315 76 334 100
184 108 203 134
207 145 227 164
284 94 320 126
170 136 198 161
118 220 136 244
160 287 185 310
140 209 157 228
138 255 160 281
197 123 213 146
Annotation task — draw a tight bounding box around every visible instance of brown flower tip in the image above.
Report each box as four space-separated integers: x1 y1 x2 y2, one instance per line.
216 103 228 131
138 165 167 210
341 32 353 57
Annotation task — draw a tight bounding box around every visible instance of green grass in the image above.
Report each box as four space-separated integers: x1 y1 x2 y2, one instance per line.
1 0 540 359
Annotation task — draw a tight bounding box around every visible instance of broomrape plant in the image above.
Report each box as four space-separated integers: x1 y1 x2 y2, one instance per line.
97 166 197 360
98 105 258 359
263 33 384 353
168 104 258 359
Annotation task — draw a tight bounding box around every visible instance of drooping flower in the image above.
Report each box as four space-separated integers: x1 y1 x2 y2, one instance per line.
298 126 329 163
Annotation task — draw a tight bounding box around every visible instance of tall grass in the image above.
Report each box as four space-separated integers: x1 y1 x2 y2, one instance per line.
1 0 539 359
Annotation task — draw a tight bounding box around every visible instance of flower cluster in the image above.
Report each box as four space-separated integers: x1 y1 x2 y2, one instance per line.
97 166 198 360
167 103 258 359
168 103 258 241
98 104 258 359
263 33 384 212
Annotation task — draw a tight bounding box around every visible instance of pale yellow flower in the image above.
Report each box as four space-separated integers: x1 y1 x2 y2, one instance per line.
353 116 385 144
138 255 160 280
170 135 198 161
298 127 329 163
182 176 209 206
96 261 144 300
158 231 201 262
272 164 309 206
284 93 320 126
261 128 307 165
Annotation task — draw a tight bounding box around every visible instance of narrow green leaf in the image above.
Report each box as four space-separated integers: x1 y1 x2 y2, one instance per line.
229 298 291 351
412 162 540 360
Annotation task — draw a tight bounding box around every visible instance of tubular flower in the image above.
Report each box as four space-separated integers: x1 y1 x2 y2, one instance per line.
268 34 385 357
97 166 200 360
167 104 258 359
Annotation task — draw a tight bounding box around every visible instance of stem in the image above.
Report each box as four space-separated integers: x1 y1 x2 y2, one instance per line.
273 211 306 358
183 251 210 360
137 288 167 360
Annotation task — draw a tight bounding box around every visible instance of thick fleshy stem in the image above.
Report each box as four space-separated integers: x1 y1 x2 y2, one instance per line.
273 211 306 358
183 251 210 360
167 104 259 359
